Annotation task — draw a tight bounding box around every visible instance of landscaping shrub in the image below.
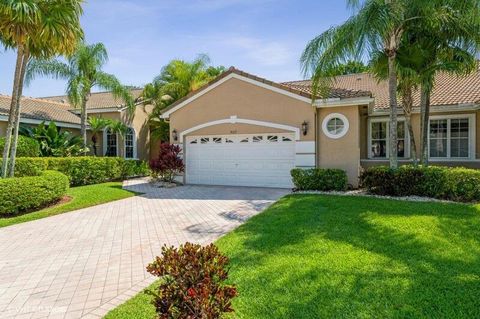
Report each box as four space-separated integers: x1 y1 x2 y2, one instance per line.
146 243 237 318
0 136 40 157
149 143 184 183
9 157 148 186
291 168 348 191
0 170 69 215
121 159 150 179
360 165 480 202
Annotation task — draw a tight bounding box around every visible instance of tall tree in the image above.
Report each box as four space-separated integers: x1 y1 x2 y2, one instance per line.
142 54 225 142
414 1 480 165
301 0 436 169
370 45 423 163
26 42 134 150
0 0 84 177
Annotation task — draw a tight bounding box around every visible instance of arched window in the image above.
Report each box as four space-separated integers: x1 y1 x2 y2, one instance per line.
124 127 136 159
104 128 117 157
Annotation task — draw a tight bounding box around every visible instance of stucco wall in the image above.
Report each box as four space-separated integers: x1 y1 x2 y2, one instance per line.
317 105 362 187
168 77 315 142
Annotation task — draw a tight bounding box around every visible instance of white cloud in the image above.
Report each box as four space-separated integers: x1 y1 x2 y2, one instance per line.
223 36 293 66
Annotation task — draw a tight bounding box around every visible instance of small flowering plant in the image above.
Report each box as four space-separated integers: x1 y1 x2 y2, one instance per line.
146 243 237 319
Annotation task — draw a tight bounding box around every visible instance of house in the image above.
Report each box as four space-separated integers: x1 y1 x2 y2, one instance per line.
2 66 480 188
160 67 480 188
0 89 153 160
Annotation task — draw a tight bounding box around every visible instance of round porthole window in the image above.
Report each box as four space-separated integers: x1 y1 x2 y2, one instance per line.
322 113 349 139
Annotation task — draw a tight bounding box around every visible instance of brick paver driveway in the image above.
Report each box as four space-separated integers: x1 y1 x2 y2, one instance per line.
0 179 288 319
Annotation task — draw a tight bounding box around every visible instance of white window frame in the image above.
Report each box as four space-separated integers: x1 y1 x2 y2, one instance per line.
367 117 410 159
322 113 349 139
428 114 476 161
103 128 118 157
124 127 138 159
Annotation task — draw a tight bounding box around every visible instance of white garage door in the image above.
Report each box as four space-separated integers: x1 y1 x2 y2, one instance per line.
186 133 295 188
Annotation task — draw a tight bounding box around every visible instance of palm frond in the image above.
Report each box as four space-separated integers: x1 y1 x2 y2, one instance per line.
25 58 73 86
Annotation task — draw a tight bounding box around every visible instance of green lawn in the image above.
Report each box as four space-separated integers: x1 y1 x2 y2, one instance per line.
106 195 480 319
0 182 138 228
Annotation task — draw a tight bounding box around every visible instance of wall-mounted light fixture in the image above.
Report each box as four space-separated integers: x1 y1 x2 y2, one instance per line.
172 129 178 142
301 121 308 136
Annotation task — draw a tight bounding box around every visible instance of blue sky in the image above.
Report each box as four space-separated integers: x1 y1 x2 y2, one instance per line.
0 0 350 97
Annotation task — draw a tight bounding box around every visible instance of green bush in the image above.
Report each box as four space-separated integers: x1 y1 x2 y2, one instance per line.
8 157 149 186
0 170 69 215
0 136 40 157
360 165 480 202
291 168 348 191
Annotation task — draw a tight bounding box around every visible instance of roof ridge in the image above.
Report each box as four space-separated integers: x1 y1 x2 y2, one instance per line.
0 94 73 107
282 72 372 85
39 88 144 100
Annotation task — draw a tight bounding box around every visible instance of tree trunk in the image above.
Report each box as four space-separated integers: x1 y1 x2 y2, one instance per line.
406 114 417 165
92 134 97 156
80 95 89 154
420 86 431 165
401 85 417 165
387 52 398 169
1 45 25 178
8 48 30 177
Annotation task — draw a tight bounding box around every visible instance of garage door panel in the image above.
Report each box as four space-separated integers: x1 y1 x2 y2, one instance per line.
186 134 295 188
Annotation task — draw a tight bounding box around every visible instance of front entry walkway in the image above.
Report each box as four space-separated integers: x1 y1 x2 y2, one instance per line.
0 179 288 318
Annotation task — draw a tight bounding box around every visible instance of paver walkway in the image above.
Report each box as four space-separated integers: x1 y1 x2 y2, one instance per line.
0 179 288 318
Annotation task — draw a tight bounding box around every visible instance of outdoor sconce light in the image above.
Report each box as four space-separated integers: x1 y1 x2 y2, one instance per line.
302 121 308 136
172 129 178 142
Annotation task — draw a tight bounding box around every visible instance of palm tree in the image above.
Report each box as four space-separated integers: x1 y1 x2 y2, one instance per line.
369 45 422 164
413 7 480 165
0 0 84 178
88 117 109 156
106 119 128 158
26 42 134 150
143 55 225 142
301 0 438 169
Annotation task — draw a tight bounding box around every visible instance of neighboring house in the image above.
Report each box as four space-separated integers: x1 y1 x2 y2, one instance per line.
0 89 153 160
160 67 480 188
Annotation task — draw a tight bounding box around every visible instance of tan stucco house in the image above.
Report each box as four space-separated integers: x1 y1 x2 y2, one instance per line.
160 67 480 188
0 89 152 160
2 66 480 188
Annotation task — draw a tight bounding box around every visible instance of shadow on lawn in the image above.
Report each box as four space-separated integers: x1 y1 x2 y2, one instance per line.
220 195 480 318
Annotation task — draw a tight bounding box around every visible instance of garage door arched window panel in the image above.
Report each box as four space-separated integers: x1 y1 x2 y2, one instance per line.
179 117 301 141
322 113 349 139
104 128 118 157
124 127 136 159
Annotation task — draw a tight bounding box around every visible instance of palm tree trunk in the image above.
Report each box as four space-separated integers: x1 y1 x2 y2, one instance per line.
1 45 25 178
8 48 30 177
387 52 398 169
80 95 89 154
420 86 430 165
92 135 97 156
402 85 417 165
406 114 417 165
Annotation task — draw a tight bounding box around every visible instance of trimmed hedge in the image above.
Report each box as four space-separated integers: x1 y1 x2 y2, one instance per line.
9 157 149 186
0 136 40 157
291 168 348 191
360 165 480 202
0 170 69 215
